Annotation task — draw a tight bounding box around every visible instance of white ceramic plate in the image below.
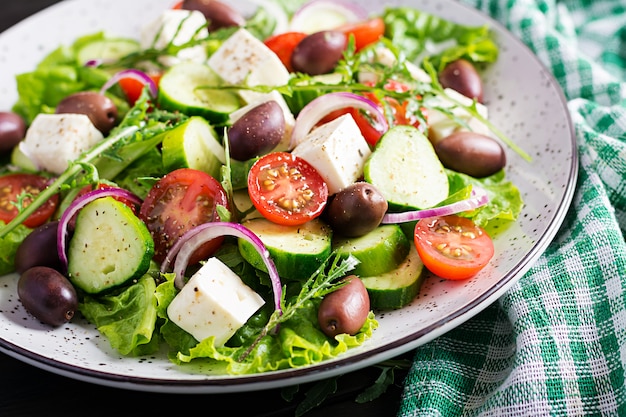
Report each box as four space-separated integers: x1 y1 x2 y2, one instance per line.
0 0 576 394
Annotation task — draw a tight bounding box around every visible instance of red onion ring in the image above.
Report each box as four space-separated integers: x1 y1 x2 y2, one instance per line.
161 222 283 314
381 186 490 224
99 69 158 98
290 0 368 33
289 91 388 149
57 187 143 271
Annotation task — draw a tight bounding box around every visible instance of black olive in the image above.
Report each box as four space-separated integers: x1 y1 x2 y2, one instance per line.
56 91 118 135
18 266 78 327
228 101 285 161
325 182 388 237
0 111 26 154
318 275 370 337
439 59 484 103
291 31 347 75
182 0 245 31
434 131 506 178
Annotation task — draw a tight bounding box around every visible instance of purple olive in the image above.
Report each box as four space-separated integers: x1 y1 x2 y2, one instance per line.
291 31 347 75
56 91 118 135
318 275 370 337
228 101 285 161
325 182 388 237
0 111 26 154
14 221 62 274
439 59 484 103
434 131 506 178
182 0 245 31
18 266 78 327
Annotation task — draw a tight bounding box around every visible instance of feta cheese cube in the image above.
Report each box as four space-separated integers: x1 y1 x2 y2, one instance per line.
21 113 103 175
228 90 295 152
140 10 209 66
207 28 290 103
167 258 265 346
291 114 371 195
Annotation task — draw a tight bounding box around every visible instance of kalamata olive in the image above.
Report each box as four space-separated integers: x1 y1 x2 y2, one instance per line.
182 0 245 31
14 221 62 274
291 31 347 75
318 275 370 337
228 100 285 161
325 182 388 237
55 91 118 135
0 111 26 154
439 59 484 103
18 266 78 327
434 131 506 178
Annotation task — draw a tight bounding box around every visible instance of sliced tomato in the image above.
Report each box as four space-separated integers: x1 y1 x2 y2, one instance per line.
247 152 328 226
264 32 307 72
338 17 385 51
139 168 229 265
0 173 58 228
413 214 494 280
118 72 162 106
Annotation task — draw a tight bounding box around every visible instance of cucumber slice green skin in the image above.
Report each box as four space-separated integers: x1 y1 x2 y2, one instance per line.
67 197 154 294
158 61 241 125
364 125 449 211
332 224 410 277
238 218 332 281
361 244 425 310
76 38 140 65
161 116 224 179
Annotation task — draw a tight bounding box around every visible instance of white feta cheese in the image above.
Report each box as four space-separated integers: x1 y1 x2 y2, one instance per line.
291 114 371 195
140 9 209 66
228 90 295 152
167 257 265 346
207 28 290 103
21 113 103 175
425 88 491 143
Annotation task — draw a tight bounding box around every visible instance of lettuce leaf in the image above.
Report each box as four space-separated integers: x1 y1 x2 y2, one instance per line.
79 274 160 356
382 7 499 71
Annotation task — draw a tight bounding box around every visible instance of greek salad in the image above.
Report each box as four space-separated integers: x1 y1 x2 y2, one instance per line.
0 0 524 374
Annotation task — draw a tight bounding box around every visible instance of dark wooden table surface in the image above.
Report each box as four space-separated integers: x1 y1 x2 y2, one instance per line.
0 1 411 416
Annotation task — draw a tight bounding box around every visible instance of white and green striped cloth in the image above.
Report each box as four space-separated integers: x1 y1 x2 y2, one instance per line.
398 0 626 415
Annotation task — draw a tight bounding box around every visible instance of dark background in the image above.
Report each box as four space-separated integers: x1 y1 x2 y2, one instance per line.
0 1 411 416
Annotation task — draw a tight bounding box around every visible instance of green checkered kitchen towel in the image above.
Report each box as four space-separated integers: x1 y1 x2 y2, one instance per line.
398 0 626 415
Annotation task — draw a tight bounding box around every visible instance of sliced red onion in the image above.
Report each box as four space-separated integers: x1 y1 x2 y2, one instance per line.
57 187 142 271
161 222 282 314
381 186 490 224
289 91 388 149
84 59 103 68
290 0 368 33
99 69 158 98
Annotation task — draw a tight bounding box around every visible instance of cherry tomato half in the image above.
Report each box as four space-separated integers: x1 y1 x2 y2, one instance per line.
264 32 307 72
247 152 328 226
413 214 494 280
0 173 58 228
118 72 162 106
338 17 385 52
139 168 229 265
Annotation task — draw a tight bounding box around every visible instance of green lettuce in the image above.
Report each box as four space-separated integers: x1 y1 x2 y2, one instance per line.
382 7 499 71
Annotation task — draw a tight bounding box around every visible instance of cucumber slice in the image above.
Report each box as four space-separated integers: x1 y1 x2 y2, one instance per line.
364 125 449 211
238 218 332 280
158 61 241 124
67 197 154 294
361 244 425 310
333 224 410 277
76 38 140 65
161 116 225 178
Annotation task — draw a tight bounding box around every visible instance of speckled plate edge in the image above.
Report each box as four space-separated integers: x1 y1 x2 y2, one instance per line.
0 0 577 393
